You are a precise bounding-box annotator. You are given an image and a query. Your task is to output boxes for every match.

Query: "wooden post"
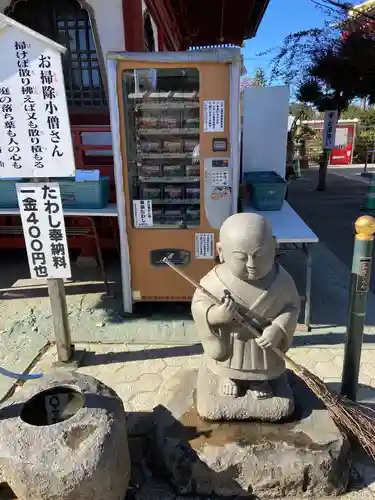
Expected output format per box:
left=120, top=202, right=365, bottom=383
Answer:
left=122, top=0, right=144, bottom=51
left=47, top=278, right=73, bottom=362
left=32, top=178, right=73, bottom=364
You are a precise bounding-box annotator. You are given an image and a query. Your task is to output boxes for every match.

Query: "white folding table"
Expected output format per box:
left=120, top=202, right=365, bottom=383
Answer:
left=243, top=202, right=319, bottom=330
left=1, top=200, right=317, bottom=327
left=0, top=203, right=119, bottom=218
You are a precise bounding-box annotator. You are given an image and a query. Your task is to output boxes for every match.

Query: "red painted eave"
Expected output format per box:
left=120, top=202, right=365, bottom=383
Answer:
left=169, top=0, right=270, bottom=48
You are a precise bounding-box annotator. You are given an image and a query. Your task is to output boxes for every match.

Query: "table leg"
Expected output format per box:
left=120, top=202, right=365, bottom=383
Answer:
left=111, top=217, right=121, bottom=256
left=85, top=216, right=113, bottom=298
left=303, top=243, right=312, bottom=331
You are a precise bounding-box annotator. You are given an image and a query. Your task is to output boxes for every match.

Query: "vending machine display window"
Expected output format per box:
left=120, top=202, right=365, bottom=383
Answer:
left=122, top=68, right=201, bottom=229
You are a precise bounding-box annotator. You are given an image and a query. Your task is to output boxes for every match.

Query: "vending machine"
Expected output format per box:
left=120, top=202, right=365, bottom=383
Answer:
left=107, top=49, right=242, bottom=313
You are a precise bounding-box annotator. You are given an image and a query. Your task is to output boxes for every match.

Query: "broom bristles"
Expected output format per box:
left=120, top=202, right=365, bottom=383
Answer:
left=290, top=361, right=375, bottom=460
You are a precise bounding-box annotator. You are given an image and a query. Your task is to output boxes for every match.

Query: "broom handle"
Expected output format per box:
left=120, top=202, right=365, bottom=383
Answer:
left=163, top=258, right=302, bottom=373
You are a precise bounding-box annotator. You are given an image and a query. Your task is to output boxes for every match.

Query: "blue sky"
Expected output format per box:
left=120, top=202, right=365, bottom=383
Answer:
left=241, top=0, right=345, bottom=80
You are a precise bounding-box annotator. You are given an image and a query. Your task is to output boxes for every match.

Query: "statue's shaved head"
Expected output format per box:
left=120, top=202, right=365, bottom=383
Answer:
left=217, top=213, right=276, bottom=281
left=219, top=213, right=273, bottom=254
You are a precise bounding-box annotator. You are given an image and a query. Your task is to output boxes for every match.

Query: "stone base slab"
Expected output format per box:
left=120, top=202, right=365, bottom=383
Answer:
left=152, top=368, right=351, bottom=498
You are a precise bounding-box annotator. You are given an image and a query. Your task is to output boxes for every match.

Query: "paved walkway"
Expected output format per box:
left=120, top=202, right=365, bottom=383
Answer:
left=288, top=168, right=373, bottom=290
left=1, top=167, right=375, bottom=403
left=16, top=341, right=375, bottom=499
left=327, top=165, right=375, bottom=184
left=1, top=167, right=375, bottom=498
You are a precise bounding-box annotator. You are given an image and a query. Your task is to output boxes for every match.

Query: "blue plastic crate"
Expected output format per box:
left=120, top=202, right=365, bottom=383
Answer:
left=56, top=177, right=110, bottom=209
left=0, top=179, right=22, bottom=208
left=251, top=177, right=287, bottom=211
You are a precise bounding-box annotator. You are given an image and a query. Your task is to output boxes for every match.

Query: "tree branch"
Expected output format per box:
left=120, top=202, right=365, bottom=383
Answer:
left=321, top=0, right=375, bottom=22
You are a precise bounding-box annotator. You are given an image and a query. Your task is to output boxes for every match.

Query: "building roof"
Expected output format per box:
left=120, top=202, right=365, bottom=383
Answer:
left=170, top=0, right=270, bottom=49
left=0, top=12, right=66, bottom=53
left=349, top=0, right=375, bottom=16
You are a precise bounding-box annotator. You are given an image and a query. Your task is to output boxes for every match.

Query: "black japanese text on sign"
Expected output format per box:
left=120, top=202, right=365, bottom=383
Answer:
left=43, top=184, right=68, bottom=271
left=0, top=18, right=76, bottom=178
left=16, top=41, right=45, bottom=170
left=17, top=183, right=71, bottom=279
left=39, top=54, right=63, bottom=159
left=19, top=187, right=48, bottom=278
left=0, top=40, right=29, bottom=171
left=356, top=258, right=372, bottom=293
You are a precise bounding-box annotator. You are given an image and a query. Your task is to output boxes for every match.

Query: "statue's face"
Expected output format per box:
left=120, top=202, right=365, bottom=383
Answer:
left=217, top=213, right=276, bottom=281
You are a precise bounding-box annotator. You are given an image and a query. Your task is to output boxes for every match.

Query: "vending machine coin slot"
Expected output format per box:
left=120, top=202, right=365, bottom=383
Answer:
left=150, top=249, right=191, bottom=267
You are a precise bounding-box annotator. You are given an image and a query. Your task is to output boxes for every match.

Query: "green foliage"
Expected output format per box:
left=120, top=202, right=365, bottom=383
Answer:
left=289, top=102, right=315, bottom=119
left=270, top=1, right=375, bottom=113
left=296, top=80, right=322, bottom=104
left=240, top=68, right=267, bottom=93
left=253, top=68, right=267, bottom=87
left=353, top=128, right=375, bottom=163
left=341, top=105, right=375, bottom=125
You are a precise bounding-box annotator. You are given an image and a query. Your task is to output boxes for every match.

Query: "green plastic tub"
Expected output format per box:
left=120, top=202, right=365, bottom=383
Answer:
left=53, top=177, right=110, bottom=209
left=0, top=179, right=22, bottom=208
left=251, top=177, right=287, bottom=211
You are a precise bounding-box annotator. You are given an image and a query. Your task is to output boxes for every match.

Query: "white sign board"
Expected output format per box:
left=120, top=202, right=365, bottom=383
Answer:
left=335, top=127, right=348, bottom=147
left=17, top=183, right=71, bottom=279
left=204, top=100, right=225, bottom=132
left=195, top=233, right=214, bottom=259
left=0, top=13, right=75, bottom=178
left=133, top=200, right=153, bottom=227
left=323, top=110, right=338, bottom=150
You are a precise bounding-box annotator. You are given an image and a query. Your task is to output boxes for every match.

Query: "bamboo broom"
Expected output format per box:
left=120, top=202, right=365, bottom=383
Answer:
left=163, top=257, right=375, bottom=459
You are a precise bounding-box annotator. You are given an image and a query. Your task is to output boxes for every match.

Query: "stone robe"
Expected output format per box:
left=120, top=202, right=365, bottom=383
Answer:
left=191, top=263, right=300, bottom=382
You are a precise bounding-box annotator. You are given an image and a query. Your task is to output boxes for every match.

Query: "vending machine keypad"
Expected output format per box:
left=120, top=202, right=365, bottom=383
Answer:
left=212, top=170, right=230, bottom=187
left=204, top=157, right=232, bottom=229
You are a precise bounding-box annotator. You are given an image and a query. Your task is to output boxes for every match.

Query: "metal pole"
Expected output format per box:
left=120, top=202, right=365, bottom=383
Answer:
left=341, top=216, right=375, bottom=401
left=317, top=149, right=330, bottom=191
left=303, top=243, right=312, bottom=332
left=364, top=147, right=368, bottom=174
left=47, top=278, right=73, bottom=362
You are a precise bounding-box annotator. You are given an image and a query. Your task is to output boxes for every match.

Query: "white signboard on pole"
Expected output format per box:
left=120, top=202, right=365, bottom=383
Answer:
left=0, top=13, right=75, bottom=179
left=323, top=110, right=338, bottom=150
left=17, top=183, right=71, bottom=279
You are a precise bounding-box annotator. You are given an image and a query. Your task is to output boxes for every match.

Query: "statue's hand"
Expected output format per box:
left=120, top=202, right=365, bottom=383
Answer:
left=256, top=323, right=284, bottom=349
left=207, top=295, right=236, bottom=326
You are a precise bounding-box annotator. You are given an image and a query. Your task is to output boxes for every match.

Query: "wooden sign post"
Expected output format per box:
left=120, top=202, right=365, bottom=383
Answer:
left=0, top=13, right=76, bottom=363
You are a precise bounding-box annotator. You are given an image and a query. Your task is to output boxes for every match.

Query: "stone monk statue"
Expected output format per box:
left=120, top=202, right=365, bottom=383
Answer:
left=191, top=212, right=300, bottom=422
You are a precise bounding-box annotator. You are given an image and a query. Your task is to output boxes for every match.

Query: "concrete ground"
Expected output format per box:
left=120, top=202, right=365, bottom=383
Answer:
left=9, top=341, right=374, bottom=500
left=0, top=166, right=375, bottom=498
left=325, top=164, right=375, bottom=184
left=288, top=167, right=375, bottom=291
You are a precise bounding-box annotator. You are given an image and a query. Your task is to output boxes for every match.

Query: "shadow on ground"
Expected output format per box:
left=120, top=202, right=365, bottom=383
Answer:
left=3, top=169, right=375, bottom=341
left=0, top=249, right=115, bottom=300
left=81, top=344, right=203, bottom=367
